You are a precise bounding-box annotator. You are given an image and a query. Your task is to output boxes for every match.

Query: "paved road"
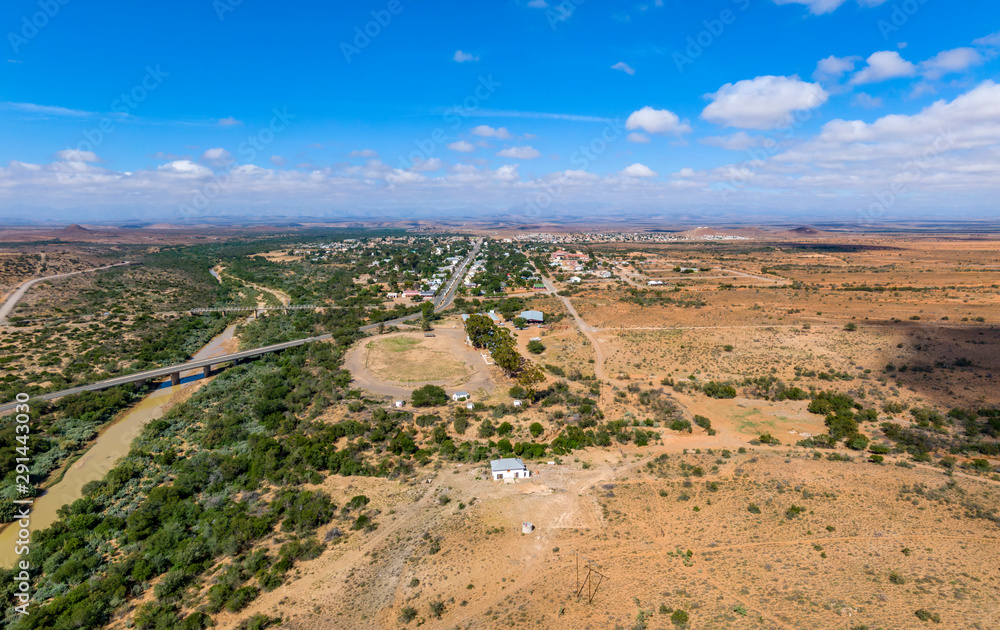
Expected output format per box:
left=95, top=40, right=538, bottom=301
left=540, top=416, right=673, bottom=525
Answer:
left=1, top=239, right=483, bottom=411
left=0, top=334, right=331, bottom=413
left=0, top=262, right=135, bottom=325
left=359, top=237, right=482, bottom=331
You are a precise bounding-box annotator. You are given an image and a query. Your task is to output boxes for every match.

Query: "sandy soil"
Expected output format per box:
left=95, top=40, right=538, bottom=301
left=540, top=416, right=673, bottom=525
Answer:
left=343, top=325, right=499, bottom=400
left=223, top=440, right=1000, bottom=630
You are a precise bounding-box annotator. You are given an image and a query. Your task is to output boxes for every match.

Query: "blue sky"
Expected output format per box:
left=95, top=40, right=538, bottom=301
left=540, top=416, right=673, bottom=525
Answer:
left=1, top=0, right=999, bottom=223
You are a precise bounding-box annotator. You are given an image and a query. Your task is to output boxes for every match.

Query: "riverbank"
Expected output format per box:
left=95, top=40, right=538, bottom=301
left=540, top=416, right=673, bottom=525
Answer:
left=0, top=323, right=240, bottom=567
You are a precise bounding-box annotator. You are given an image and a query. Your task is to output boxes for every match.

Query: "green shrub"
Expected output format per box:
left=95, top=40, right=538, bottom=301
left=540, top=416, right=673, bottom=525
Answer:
left=914, top=608, right=940, bottom=623
left=702, top=381, right=736, bottom=399
left=399, top=606, right=418, bottom=623
left=671, top=609, right=689, bottom=625
left=429, top=600, right=446, bottom=618
left=411, top=384, right=448, bottom=407
left=415, top=414, right=441, bottom=427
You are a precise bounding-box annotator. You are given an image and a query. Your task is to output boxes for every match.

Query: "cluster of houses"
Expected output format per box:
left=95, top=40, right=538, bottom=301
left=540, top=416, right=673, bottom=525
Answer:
left=549, top=250, right=590, bottom=272
left=512, top=231, right=752, bottom=243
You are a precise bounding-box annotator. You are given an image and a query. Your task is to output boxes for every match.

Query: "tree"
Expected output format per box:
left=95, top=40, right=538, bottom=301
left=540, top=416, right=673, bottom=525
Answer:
left=516, top=364, right=546, bottom=400
left=513, top=317, right=527, bottom=329
left=411, top=385, right=448, bottom=407
left=464, top=314, right=494, bottom=348
left=527, top=340, right=545, bottom=354
left=421, top=301, right=435, bottom=320
left=530, top=422, right=544, bottom=438
left=492, top=343, right=521, bottom=375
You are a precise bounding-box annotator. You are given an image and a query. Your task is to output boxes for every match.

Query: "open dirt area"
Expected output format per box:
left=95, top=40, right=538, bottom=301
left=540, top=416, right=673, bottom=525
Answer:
left=224, top=442, right=1000, bottom=630
left=344, top=324, right=499, bottom=399
left=550, top=236, right=999, bottom=412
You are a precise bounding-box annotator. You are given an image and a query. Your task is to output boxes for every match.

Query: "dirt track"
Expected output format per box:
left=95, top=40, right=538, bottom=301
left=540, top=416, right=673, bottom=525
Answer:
left=343, top=325, right=499, bottom=399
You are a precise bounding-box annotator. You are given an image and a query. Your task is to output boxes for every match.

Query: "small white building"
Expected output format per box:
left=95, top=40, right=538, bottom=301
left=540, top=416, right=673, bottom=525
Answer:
left=452, top=391, right=470, bottom=401
left=512, top=400, right=522, bottom=407
left=394, top=400, right=405, bottom=408
left=490, top=458, right=531, bottom=481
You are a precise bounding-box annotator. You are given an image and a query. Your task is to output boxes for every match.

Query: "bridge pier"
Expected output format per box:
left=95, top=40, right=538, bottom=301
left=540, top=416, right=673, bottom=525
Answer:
left=202, top=365, right=211, bottom=378
left=170, top=372, right=180, bottom=386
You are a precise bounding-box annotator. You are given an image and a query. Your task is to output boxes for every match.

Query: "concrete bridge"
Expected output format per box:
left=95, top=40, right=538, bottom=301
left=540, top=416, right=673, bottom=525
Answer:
left=189, top=305, right=319, bottom=316
left=0, top=333, right=332, bottom=413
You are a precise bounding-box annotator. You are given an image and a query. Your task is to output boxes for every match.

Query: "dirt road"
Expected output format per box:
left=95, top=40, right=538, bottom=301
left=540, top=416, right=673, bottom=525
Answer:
left=343, top=326, right=498, bottom=400
left=0, top=261, right=134, bottom=325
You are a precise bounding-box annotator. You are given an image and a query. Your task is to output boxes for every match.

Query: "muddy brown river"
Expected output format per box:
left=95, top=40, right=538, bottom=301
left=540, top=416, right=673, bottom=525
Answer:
left=0, top=323, right=239, bottom=567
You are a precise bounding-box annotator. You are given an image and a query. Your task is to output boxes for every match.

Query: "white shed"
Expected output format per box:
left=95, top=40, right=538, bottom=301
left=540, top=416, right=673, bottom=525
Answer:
left=490, top=458, right=531, bottom=481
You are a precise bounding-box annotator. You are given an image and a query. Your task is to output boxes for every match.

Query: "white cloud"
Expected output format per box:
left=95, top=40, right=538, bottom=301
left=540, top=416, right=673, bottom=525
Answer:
left=702, top=75, right=828, bottom=130
left=611, top=61, right=636, bottom=75
left=471, top=125, right=511, bottom=139
left=386, top=169, right=426, bottom=184
left=557, top=169, right=600, bottom=181
left=55, top=149, right=99, bottom=163
left=0, top=101, right=96, bottom=118
left=620, top=163, right=658, bottom=178
left=157, top=160, right=213, bottom=178
left=447, top=140, right=476, bottom=153
left=270, top=155, right=287, bottom=167
left=151, top=152, right=186, bottom=161
left=849, top=51, right=916, bottom=85
left=625, top=106, right=691, bottom=135
left=771, top=0, right=887, bottom=15
left=453, top=50, right=479, bottom=63
left=7, top=83, right=1000, bottom=222
left=626, top=132, right=650, bottom=144
left=813, top=55, right=860, bottom=82
left=494, top=164, right=519, bottom=181
left=852, top=93, right=884, bottom=108
left=699, top=132, right=767, bottom=151
left=217, top=116, right=242, bottom=127
left=497, top=146, right=541, bottom=159
left=349, top=149, right=378, bottom=158
left=920, top=47, right=983, bottom=80
left=410, top=157, right=443, bottom=172
left=973, top=31, right=1000, bottom=53
left=200, top=148, right=233, bottom=168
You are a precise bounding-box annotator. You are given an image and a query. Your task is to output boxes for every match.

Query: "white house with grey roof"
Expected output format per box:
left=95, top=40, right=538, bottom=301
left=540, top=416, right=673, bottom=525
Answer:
left=490, top=458, right=531, bottom=481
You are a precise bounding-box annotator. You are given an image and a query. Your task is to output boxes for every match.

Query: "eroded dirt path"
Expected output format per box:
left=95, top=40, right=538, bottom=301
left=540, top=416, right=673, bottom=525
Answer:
left=0, top=261, right=133, bottom=324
